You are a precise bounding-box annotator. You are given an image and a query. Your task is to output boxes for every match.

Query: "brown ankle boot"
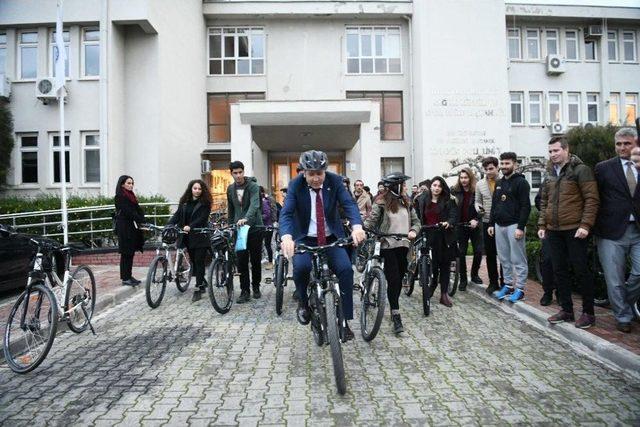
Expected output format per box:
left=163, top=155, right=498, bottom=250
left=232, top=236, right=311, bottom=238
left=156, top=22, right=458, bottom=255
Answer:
left=440, top=292, right=453, bottom=307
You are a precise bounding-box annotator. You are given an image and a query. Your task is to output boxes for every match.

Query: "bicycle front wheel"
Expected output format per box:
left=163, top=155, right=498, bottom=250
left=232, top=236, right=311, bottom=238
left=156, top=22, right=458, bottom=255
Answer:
left=175, top=252, right=192, bottom=292
left=403, top=261, right=416, bottom=297
left=274, top=255, right=286, bottom=316
left=4, top=282, right=59, bottom=374
left=325, top=290, right=346, bottom=395
left=447, top=260, right=459, bottom=297
left=360, top=267, right=387, bottom=342
left=65, top=265, right=96, bottom=333
left=419, top=256, right=431, bottom=317
left=355, top=240, right=372, bottom=273
left=146, top=256, right=167, bottom=309
left=208, top=258, right=234, bottom=314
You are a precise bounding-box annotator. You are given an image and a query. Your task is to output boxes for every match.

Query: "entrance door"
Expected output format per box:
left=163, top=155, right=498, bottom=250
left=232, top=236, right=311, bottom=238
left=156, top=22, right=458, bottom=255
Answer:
left=269, top=152, right=344, bottom=204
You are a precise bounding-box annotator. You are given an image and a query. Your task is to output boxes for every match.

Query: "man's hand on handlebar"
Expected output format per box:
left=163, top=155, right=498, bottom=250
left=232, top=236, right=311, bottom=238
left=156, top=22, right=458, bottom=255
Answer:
left=351, top=225, right=366, bottom=246
left=281, top=234, right=295, bottom=259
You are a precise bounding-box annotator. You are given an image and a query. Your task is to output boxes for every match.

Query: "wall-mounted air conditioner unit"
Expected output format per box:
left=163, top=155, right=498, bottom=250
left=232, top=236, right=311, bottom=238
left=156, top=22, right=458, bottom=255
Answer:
left=584, top=25, right=603, bottom=39
left=546, top=55, right=566, bottom=75
left=201, top=160, right=211, bottom=174
left=550, top=122, right=565, bottom=135
left=0, top=75, right=11, bottom=100
left=36, top=77, right=67, bottom=103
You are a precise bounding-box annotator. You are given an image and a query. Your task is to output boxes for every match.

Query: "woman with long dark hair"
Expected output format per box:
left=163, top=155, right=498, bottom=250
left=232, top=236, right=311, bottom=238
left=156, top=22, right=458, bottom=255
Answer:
left=365, top=173, right=421, bottom=334
left=114, top=175, right=146, bottom=286
left=168, top=179, right=213, bottom=302
left=418, top=176, right=458, bottom=308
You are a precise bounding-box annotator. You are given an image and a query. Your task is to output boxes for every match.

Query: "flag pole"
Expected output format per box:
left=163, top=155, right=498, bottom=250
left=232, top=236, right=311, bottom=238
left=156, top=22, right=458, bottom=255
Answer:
left=56, top=0, right=68, bottom=245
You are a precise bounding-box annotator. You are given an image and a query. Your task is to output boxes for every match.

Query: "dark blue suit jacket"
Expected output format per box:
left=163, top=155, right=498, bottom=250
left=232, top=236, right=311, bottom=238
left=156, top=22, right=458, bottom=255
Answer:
left=279, top=172, right=362, bottom=242
left=594, top=156, right=640, bottom=240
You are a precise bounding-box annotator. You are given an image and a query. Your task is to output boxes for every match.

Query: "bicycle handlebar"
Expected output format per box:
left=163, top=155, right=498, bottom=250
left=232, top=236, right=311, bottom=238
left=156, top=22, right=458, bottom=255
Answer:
left=294, top=237, right=354, bottom=254
left=363, top=227, right=409, bottom=240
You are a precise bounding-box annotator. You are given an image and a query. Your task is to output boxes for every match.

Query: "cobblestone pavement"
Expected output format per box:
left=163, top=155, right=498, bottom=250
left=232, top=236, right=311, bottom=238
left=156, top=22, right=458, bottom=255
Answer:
left=1, top=272, right=639, bottom=426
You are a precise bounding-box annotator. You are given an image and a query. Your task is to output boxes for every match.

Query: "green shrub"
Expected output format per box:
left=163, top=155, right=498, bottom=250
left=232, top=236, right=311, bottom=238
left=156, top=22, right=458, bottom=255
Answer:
left=0, top=100, right=15, bottom=187
left=565, top=124, right=617, bottom=169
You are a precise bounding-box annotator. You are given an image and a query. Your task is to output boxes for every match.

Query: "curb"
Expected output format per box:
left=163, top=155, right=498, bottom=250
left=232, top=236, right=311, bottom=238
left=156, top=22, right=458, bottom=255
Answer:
left=466, top=282, right=640, bottom=379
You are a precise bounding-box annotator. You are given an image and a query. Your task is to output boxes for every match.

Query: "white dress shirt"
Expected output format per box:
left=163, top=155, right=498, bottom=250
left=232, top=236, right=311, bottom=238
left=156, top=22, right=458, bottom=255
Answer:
left=621, top=157, right=638, bottom=221
left=307, top=187, right=332, bottom=238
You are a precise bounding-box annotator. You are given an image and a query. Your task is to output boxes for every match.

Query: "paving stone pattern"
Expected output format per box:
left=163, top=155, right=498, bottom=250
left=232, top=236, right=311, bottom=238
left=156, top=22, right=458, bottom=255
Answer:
left=1, top=274, right=639, bottom=426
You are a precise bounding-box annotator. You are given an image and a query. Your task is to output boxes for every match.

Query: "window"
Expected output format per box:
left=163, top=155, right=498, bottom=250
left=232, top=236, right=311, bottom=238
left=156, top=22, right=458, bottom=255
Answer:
left=526, top=29, right=540, bottom=60
left=626, top=94, right=638, bottom=126
left=82, top=133, right=100, bottom=184
left=587, top=93, right=599, bottom=123
left=608, top=31, right=618, bottom=62
left=546, top=29, right=558, bottom=55
left=528, top=92, right=542, bottom=125
left=531, top=171, right=542, bottom=189
left=81, top=27, right=100, bottom=77
left=548, top=92, right=562, bottom=123
left=623, top=31, right=637, bottom=62
left=207, top=92, right=265, bottom=143
left=346, top=27, right=401, bottom=74
left=380, top=157, right=404, bottom=176
left=50, top=134, right=70, bottom=184
left=0, top=33, right=6, bottom=75
left=19, top=31, right=38, bottom=79
left=584, top=39, right=598, bottom=61
left=509, top=92, right=523, bottom=125
left=346, top=91, right=403, bottom=140
left=507, top=28, right=521, bottom=59
left=565, top=30, right=579, bottom=60
left=19, top=134, right=38, bottom=184
left=609, top=93, right=620, bottom=124
left=49, top=29, right=70, bottom=78
left=208, top=27, right=265, bottom=75
left=567, top=93, right=581, bottom=125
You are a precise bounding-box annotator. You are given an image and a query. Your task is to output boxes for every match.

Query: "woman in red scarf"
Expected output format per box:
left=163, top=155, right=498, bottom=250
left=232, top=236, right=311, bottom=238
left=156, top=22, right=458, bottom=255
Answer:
left=115, top=175, right=146, bottom=286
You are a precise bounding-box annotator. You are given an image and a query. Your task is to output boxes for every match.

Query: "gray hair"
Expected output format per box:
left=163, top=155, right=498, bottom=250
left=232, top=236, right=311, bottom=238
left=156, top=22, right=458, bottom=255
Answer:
left=615, top=127, right=638, bottom=140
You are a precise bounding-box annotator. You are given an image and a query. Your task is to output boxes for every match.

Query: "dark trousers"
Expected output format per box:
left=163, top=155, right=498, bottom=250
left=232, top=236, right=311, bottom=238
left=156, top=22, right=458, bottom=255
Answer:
left=457, top=224, right=484, bottom=280
left=431, top=259, right=451, bottom=294
left=547, top=229, right=595, bottom=315
left=119, top=252, right=134, bottom=280
left=292, top=236, right=354, bottom=320
left=188, top=247, right=208, bottom=289
left=381, top=247, right=409, bottom=311
left=482, top=224, right=502, bottom=285
left=237, top=231, right=263, bottom=293
left=263, top=230, right=274, bottom=262
left=540, top=237, right=556, bottom=295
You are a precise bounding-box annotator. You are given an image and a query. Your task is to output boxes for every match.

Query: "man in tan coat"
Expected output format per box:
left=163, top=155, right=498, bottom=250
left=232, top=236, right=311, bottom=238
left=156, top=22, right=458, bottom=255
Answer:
left=354, top=179, right=372, bottom=220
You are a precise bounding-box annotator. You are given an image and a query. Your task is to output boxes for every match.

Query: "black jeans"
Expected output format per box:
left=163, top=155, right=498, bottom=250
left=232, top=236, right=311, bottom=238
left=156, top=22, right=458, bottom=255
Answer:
left=482, top=224, right=502, bottom=286
left=547, top=229, right=595, bottom=315
left=263, top=230, right=274, bottom=262
left=431, top=259, right=451, bottom=294
left=119, top=252, right=134, bottom=280
left=188, top=247, right=208, bottom=289
left=237, top=231, right=263, bottom=293
left=540, top=237, right=556, bottom=295
left=457, top=224, right=484, bottom=280
left=381, top=247, right=409, bottom=311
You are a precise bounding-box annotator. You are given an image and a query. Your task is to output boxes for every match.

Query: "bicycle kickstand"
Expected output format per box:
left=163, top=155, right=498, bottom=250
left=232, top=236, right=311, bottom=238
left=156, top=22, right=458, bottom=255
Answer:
left=81, top=303, right=97, bottom=335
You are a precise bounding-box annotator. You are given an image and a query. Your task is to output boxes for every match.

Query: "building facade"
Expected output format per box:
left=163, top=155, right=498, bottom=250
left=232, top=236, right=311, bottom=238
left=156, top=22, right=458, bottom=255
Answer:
left=0, top=0, right=638, bottom=202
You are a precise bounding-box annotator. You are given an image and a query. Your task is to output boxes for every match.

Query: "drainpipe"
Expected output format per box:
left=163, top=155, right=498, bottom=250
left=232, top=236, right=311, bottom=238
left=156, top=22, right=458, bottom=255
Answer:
left=600, top=18, right=608, bottom=125
left=99, top=0, right=109, bottom=196
left=403, top=14, right=415, bottom=183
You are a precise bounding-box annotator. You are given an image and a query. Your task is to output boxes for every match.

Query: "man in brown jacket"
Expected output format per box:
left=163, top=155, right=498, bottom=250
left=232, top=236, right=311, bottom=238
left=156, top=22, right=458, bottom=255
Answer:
left=537, top=136, right=600, bottom=329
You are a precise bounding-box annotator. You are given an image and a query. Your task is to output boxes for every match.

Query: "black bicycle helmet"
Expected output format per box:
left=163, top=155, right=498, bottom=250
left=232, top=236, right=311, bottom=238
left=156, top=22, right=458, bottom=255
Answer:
left=162, top=226, right=178, bottom=244
left=382, top=172, right=411, bottom=197
left=299, top=150, right=328, bottom=171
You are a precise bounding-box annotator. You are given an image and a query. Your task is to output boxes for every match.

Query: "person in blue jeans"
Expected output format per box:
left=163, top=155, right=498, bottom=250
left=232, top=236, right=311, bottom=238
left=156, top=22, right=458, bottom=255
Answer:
left=279, top=150, right=366, bottom=341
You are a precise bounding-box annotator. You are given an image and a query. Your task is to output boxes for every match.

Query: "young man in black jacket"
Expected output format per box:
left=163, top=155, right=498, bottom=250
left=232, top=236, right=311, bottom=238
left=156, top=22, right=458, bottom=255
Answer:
left=488, top=152, right=531, bottom=303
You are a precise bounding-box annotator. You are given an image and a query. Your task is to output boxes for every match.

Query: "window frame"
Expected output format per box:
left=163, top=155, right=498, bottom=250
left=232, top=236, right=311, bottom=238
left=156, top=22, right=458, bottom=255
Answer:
left=509, top=92, right=524, bottom=126
left=0, top=32, right=6, bottom=76
left=565, top=29, right=579, bottom=61
left=622, top=30, right=638, bottom=63
left=207, top=27, right=266, bottom=76
left=49, top=133, right=71, bottom=185
left=81, top=27, right=100, bottom=79
left=49, top=28, right=70, bottom=79
left=18, top=29, right=38, bottom=81
left=608, top=30, right=619, bottom=62
left=345, top=26, right=402, bottom=75
left=567, top=92, right=581, bottom=126
left=525, top=28, right=541, bottom=60
left=584, top=37, right=598, bottom=62
left=586, top=93, right=599, bottom=124
left=528, top=92, right=543, bottom=126
left=207, top=92, right=266, bottom=143
left=625, top=93, right=638, bottom=126
left=380, top=157, right=405, bottom=176
left=81, top=132, right=101, bottom=186
left=545, top=28, right=559, bottom=56
left=548, top=92, right=563, bottom=124
left=609, top=92, right=620, bottom=125
left=507, top=27, right=521, bottom=60
left=18, top=133, right=39, bottom=185
left=346, top=91, right=404, bottom=140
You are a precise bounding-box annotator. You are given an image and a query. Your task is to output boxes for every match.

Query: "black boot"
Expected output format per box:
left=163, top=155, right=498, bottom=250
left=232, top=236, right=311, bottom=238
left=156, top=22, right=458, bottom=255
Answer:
left=392, top=314, right=404, bottom=334
left=539, top=291, right=553, bottom=306
left=192, top=288, right=202, bottom=302
left=237, top=291, right=251, bottom=304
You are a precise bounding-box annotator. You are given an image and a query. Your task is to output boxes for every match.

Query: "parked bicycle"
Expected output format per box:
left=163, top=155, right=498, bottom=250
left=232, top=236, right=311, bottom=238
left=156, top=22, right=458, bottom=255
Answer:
left=202, top=224, right=237, bottom=314
left=359, top=228, right=409, bottom=341
left=0, top=225, right=96, bottom=374
left=141, top=224, right=192, bottom=309
left=295, top=237, right=353, bottom=395
left=262, top=226, right=289, bottom=315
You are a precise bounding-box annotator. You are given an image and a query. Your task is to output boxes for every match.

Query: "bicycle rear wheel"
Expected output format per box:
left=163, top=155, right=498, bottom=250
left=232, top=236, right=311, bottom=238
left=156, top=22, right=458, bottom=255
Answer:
left=4, top=282, right=59, bottom=374
left=65, top=265, right=96, bottom=333
left=419, top=256, right=431, bottom=317
left=447, top=260, right=459, bottom=297
left=403, top=261, right=416, bottom=296
left=360, top=267, right=387, bottom=342
left=325, top=290, right=346, bottom=395
left=274, top=255, right=286, bottom=316
left=208, top=258, right=234, bottom=314
left=175, top=252, right=192, bottom=292
left=146, top=256, right=167, bottom=309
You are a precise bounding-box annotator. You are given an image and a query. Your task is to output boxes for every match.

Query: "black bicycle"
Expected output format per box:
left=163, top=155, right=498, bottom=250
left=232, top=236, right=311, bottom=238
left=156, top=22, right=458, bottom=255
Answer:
left=262, top=226, right=289, bottom=315
left=202, top=224, right=237, bottom=314
left=1, top=225, right=96, bottom=373
left=359, top=228, right=409, bottom=341
left=295, top=237, right=353, bottom=395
